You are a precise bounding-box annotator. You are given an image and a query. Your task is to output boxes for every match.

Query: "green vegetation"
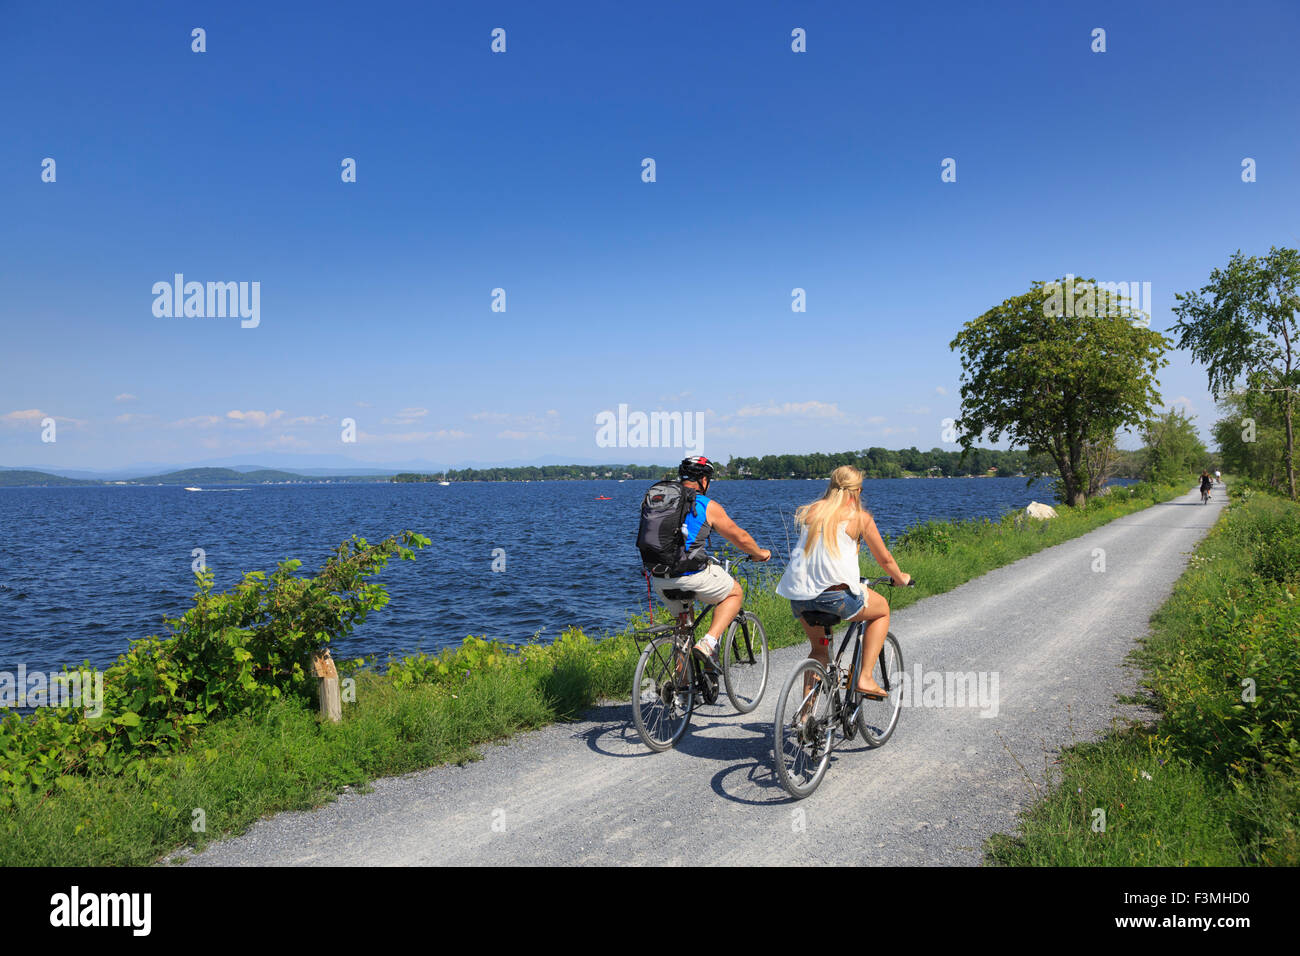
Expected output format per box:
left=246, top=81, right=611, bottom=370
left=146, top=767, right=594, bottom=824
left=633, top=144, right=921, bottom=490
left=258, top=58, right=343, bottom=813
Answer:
left=0, top=481, right=1180, bottom=865
left=1214, top=391, right=1289, bottom=490
left=1140, top=407, right=1210, bottom=485
left=1173, top=246, right=1300, bottom=499
left=395, top=464, right=669, bottom=482
left=0, top=470, right=100, bottom=487
left=723, top=447, right=1050, bottom=480
left=949, top=276, right=1170, bottom=507
left=130, top=467, right=385, bottom=485
left=987, top=484, right=1300, bottom=865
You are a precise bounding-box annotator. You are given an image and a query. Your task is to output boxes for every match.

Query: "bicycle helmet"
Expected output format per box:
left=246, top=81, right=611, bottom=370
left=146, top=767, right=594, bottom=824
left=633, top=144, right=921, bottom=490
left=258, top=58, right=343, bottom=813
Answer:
left=679, top=456, right=715, bottom=481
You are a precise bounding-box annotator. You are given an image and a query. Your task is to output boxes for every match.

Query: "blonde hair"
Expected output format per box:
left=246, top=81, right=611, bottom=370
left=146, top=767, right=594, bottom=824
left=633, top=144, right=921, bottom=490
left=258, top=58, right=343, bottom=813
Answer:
left=795, top=465, right=865, bottom=559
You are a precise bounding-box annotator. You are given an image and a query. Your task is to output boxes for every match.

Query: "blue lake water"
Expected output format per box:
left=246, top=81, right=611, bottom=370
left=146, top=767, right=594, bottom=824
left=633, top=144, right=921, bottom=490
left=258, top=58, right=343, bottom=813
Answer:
left=0, top=477, right=1082, bottom=674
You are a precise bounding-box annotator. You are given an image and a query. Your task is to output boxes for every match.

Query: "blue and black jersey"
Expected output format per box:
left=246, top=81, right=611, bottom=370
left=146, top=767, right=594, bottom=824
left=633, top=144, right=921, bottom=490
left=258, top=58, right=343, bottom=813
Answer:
left=678, top=493, right=712, bottom=575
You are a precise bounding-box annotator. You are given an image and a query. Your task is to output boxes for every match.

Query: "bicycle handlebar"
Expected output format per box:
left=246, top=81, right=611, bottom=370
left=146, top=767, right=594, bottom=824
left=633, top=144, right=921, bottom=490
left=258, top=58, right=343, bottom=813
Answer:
left=862, top=575, right=916, bottom=589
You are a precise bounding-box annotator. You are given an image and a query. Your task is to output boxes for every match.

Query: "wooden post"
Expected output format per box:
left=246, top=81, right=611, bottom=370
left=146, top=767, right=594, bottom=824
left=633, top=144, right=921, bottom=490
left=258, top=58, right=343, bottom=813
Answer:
left=312, top=649, right=341, bottom=723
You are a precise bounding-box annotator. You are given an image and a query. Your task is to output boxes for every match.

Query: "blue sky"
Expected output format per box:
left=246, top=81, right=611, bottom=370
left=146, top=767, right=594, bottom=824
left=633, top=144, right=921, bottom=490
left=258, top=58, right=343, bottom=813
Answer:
left=3, top=0, right=1298, bottom=471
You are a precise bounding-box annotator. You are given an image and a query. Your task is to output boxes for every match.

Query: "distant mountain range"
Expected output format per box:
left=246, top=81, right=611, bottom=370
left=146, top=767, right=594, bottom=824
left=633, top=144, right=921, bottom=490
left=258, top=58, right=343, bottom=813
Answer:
left=0, top=467, right=389, bottom=487
left=0, top=452, right=674, bottom=482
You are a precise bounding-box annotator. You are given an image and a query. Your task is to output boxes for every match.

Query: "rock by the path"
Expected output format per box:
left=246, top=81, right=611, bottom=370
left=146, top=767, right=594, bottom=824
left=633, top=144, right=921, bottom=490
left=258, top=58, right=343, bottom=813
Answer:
left=1026, top=501, right=1059, bottom=519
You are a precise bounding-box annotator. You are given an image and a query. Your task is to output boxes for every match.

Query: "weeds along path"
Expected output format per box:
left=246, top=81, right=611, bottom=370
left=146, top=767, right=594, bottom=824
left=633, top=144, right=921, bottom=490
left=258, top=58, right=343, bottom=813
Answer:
left=182, top=488, right=1224, bottom=866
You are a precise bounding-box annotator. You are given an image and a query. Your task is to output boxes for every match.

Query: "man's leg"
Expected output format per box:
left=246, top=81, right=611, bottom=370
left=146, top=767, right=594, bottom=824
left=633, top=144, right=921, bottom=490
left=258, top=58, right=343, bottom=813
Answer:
left=695, top=578, right=743, bottom=663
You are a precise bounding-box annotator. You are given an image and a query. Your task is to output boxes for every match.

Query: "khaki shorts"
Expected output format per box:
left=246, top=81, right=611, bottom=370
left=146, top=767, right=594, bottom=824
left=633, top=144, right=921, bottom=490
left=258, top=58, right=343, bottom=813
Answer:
left=651, top=564, right=738, bottom=615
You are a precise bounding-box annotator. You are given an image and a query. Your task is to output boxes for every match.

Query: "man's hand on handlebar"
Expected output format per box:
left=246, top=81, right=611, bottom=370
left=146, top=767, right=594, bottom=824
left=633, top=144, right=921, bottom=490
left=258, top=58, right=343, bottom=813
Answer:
left=891, top=572, right=913, bottom=587
left=754, top=548, right=772, bottom=562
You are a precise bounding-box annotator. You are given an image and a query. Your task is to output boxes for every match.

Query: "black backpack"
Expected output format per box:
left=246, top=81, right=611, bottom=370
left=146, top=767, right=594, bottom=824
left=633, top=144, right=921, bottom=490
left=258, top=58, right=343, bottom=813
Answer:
left=636, top=480, right=709, bottom=576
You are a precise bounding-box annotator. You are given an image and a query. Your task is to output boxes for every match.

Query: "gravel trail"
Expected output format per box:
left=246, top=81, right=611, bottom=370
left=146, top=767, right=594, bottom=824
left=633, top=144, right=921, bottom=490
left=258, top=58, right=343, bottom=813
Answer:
left=182, top=488, right=1222, bottom=866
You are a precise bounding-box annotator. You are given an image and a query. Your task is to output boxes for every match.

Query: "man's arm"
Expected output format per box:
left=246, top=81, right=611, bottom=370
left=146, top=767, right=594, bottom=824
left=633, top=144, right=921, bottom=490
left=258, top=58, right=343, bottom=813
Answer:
left=705, top=501, right=771, bottom=561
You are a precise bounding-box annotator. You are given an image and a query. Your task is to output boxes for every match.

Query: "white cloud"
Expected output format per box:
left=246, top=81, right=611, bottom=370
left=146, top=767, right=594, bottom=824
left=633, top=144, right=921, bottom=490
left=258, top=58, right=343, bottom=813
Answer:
left=935, top=386, right=947, bottom=396
left=381, top=407, right=429, bottom=425
left=866, top=415, right=886, bottom=424
left=901, top=405, right=931, bottom=416
left=735, top=401, right=846, bottom=420
left=1, top=408, right=47, bottom=425
left=1, top=409, right=84, bottom=427
left=226, top=409, right=286, bottom=428
left=498, top=429, right=574, bottom=441
left=173, top=415, right=221, bottom=428
left=114, top=393, right=137, bottom=403
left=284, top=414, right=331, bottom=426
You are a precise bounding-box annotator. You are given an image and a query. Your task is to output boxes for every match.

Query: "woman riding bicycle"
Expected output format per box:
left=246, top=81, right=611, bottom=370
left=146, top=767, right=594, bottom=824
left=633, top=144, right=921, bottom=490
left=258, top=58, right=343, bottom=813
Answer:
left=776, top=465, right=909, bottom=699
left=1200, top=470, right=1213, bottom=503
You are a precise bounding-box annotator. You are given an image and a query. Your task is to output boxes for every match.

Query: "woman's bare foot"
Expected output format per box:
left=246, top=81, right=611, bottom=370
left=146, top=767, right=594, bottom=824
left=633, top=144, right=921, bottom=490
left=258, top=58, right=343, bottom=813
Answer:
left=855, top=677, right=888, bottom=699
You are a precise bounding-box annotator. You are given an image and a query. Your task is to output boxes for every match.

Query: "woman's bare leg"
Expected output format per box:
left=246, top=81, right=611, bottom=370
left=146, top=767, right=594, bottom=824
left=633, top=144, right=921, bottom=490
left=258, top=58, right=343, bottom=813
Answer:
left=848, top=588, right=890, bottom=696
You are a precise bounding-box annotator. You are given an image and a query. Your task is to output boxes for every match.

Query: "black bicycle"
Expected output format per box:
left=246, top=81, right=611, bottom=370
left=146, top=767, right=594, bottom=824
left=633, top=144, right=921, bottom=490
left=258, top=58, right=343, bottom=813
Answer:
left=631, top=559, right=768, bottom=751
left=772, top=576, right=911, bottom=798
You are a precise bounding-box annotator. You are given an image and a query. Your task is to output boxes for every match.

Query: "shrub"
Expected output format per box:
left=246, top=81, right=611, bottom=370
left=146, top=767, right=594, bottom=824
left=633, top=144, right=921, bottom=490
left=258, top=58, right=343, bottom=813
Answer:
left=0, top=531, right=428, bottom=808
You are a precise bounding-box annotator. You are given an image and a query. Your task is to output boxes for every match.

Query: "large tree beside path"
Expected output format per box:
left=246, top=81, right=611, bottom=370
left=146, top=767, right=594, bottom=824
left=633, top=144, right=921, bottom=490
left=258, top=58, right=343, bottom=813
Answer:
left=949, top=277, right=1170, bottom=507
left=1172, top=246, right=1300, bottom=500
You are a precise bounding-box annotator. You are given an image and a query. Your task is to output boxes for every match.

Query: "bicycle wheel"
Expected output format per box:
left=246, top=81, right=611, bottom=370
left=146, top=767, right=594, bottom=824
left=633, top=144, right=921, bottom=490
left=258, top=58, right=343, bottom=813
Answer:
left=858, top=633, right=903, bottom=748
left=773, top=658, right=836, bottom=799
left=632, top=635, right=694, bottom=751
left=722, top=611, right=768, bottom=713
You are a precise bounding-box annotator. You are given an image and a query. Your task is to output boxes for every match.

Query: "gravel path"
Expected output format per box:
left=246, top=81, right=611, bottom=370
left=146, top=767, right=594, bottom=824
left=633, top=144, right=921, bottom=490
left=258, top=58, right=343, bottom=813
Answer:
left=181, top=487, right=1222, bottom=866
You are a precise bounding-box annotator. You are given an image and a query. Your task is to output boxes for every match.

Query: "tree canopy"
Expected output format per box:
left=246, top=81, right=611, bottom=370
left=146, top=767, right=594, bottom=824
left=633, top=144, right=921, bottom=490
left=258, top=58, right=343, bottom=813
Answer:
left=949, top=277, right=1170, bottom=506
left=1172, top=246, right=1300, bottom=499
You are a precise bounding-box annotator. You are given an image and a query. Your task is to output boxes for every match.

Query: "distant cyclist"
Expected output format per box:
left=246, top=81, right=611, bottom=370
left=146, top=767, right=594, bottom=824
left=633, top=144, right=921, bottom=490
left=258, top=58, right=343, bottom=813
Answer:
left=646, top=457, right=771, bottom=669
left=776, top=466, right=909, bottom=699
left=1200, top=470, right=1213, bottom=503
left=1215, top=469, right=1221, bottom=484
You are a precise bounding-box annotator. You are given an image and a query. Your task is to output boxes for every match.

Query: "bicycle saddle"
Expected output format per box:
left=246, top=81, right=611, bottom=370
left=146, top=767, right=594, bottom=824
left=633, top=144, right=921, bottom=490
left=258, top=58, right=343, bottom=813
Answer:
left=662, top=588, right=696, bottom=600
left=800, top=611, right=841, bottom=629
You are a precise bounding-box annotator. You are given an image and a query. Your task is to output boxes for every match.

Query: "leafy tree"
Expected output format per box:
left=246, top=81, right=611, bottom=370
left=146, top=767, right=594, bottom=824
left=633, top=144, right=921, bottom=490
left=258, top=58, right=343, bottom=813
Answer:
left=1082, top=433, right=1121, bottom=499
left=1172, top=246, right=1300, bottom=499
left=1213, top=391, right=1289, bottom=488
left=949, top=277, right=1170, bottom=506
left=1140, top=408, right=1208, bottom=485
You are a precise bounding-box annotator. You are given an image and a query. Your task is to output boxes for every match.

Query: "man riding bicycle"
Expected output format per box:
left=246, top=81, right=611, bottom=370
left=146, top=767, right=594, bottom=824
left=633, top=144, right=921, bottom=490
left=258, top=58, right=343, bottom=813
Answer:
left=647, top=456, right=771, bottom=670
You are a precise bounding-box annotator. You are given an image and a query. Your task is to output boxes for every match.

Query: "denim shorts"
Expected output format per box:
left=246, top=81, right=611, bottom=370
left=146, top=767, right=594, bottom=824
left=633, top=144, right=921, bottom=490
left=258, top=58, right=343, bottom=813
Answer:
left=789, top=586, right=864, bottom=623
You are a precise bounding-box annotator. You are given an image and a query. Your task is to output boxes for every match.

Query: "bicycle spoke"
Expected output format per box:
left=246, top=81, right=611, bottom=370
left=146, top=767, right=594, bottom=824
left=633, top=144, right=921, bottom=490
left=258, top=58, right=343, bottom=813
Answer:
left=774, top=660, right=834, bottom=798
left=859, top=635, right=904, bottom=748
left=633, top=636, right=693, bottom=751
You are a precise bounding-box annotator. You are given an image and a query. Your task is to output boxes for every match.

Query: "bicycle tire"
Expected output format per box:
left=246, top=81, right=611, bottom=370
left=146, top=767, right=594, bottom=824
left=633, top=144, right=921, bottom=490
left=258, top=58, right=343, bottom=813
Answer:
left=859, top=633, right=903, bottom=748
left=722, top=611, right=768, bottom=713
left=632, top=635, right=693, bottom=751
left=773, top=658, right=836, bottom=799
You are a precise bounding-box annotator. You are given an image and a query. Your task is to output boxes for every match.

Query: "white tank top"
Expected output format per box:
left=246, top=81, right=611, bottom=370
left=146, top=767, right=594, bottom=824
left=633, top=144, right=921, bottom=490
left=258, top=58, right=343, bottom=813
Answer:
left=776, top=520, right=863, bottom=600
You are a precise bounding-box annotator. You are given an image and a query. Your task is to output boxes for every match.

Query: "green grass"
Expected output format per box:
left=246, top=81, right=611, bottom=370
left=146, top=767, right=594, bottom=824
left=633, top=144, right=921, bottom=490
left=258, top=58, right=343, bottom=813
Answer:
left=0, top=481, right=1184, bottom=866
left=987, top=482, right=1300, bottom=866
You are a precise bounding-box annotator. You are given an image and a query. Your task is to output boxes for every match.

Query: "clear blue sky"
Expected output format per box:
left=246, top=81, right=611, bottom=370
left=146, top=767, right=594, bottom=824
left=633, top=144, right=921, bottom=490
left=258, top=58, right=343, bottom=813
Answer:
left=3, top=0, right=1298, bottom=471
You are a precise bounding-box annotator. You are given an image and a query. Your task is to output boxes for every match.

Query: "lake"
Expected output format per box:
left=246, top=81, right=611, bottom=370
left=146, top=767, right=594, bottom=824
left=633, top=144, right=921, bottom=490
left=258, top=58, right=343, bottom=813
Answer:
left=0, top=476, right=1081, bottom=673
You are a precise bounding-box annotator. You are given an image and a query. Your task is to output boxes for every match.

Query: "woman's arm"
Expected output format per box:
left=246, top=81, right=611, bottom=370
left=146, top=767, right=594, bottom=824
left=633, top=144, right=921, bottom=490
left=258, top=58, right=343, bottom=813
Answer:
left=855, top=511, right=910, bottom=586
